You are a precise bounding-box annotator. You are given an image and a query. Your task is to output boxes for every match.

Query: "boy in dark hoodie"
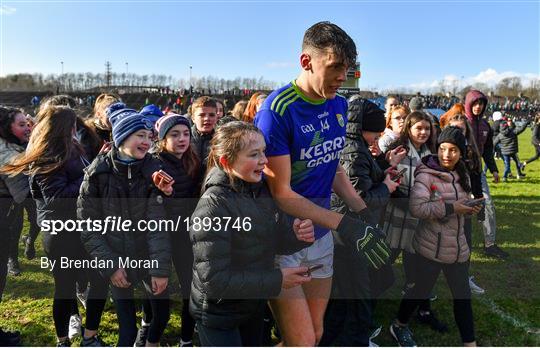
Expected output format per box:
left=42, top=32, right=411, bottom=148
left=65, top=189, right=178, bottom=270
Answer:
left=464, top=90, right=508, bottom=259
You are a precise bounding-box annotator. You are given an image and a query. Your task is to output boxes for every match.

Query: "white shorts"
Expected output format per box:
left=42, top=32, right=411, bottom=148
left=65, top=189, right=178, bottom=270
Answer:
left=275, top=231, right=334, bottom=278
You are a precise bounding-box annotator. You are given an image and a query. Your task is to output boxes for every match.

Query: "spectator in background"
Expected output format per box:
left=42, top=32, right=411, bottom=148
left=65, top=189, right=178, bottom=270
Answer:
left=242, top=92, right=265, bottom=123
left=464, top=89, right=508, bottom=259
left=190, top=96, right=218, bottom=171
left=440, top=103, right=466, bottom=129
left=140, top=104, right=164, bottom=125
left=410, top=96, right=441, bottom=138
left=31, top=95, right=40, bottom=108
left=384, top=96, right=399, bottom=119
left=491, top=111, right=504, bottom=160
left=379, top=105, right=410, bottom=153
left=214, top=98, right=225, bottom=120
left=218, top=100, right=247, bottom=127
left=85, top=93, right=120, bottom=144
left=497, top=117, right=529, bottom=181
left=521, top=111, right=540, bottom=169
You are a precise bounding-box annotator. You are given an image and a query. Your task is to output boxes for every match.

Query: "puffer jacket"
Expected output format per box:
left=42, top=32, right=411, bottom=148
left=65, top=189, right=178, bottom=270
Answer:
left=332, top=102, right=390, bottom=226
left=383, top=140, right=431, bottom=252
left=409, top=155, right=470, bottom=264
left=497, top=121, right=529, bottom=155
left=190, top=125, right=214, bottom=170
left=190, top=166, right=307, bottom=329
left=156, top=151, right=201, bottom=218
left=531, top=122, right=540, bottom=147
left=464, top=90, right=498, bottom=174
left=30, top=149, right=88, bottom=226
left=30, top=149, right=89, bottom=254
left=77, top=147, right=170, bottom=281
left=0, top=138, right=29, bottom=203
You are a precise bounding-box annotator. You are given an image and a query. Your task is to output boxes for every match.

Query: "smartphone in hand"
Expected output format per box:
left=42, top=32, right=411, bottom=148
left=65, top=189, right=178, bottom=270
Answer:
left=157, top=170, right=173, bottom=184
left=463, top=198, right=485, bottom=207
left=391, top=168, right=407, bottom=182
left=304, top=264, right=323, bottom=277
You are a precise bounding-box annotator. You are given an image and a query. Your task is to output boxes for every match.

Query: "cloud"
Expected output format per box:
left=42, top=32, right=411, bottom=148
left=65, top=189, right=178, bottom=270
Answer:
left=0, top=5, right=16, bottom=15
left=265, top=61, right=295, bottom=69
left=401, top=68, right=540, bottom=93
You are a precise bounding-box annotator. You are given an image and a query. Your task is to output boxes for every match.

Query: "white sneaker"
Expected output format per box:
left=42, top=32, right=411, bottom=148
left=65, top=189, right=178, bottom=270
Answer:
left=369, top=339, right=379, bottom=347
left=370, top=325, right=382, bottom=339
left=469, top=276, right=485, bottom=295
left=68, top=314, right=82, bottom=339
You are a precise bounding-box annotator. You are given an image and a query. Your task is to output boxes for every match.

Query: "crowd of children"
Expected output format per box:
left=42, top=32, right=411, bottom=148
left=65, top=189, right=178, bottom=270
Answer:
left=0, top=21, right=534, bottom=347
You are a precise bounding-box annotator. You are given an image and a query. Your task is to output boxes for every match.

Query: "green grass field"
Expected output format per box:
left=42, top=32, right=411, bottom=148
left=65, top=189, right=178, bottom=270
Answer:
left=1, top=130, right=539, bottom=346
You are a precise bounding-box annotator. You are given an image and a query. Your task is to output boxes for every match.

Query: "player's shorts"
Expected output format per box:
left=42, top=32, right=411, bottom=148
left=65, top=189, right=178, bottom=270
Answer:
left=275, top=231, right=334, bottom=278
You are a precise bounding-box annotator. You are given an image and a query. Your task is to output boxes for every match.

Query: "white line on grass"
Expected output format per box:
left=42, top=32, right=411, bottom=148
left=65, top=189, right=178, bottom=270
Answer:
left=477, top=295, right=540, bottom=336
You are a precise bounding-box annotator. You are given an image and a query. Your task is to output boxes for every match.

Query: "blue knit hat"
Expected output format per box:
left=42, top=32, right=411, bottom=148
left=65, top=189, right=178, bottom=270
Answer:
left=109, top=107, right=154, bottom=147
left=140, top=104, right=164, bottom=124
left=106, top=102, right=126, bottom=119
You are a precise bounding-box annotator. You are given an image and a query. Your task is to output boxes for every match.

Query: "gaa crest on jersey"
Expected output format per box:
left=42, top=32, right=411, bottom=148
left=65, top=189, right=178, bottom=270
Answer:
left=336, top=113, right=345, bottom=127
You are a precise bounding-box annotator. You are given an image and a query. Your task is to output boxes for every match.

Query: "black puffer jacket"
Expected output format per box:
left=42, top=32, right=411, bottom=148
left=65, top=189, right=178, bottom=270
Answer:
left=190, top=125, right=214, bottom=170
left=331, top=100, right=390, bottom=225
left=77, top=147, right=170, bottom=281
left=30, top=149, right=88, bottom=226
left=531, top=123, right=540, bottom=147
left=190, top=167, right=306, bottom=329
left=30, top=149, right=89, bottom=254
left=497, top=121, right=529, bottom=155
left=157, top=151, right=201, bottom=218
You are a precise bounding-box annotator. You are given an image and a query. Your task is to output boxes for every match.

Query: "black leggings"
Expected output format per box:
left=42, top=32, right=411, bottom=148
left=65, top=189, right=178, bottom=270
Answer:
left=390, top=249, right=431, bottom=312
left=397, top=253, right=475, bottom=343
left=111, top=278, right=170, bottom=346
left=526, top=145, right=540, bottom=164
left=139, top=230, right=195, bottom=343
left=46, top=232, right=108, bottom=338
left=171, top=230, right=196, bottom=341
left=22, top=198, right=40, bottom=244
left=196, top=314, right=264, bottom=347
left=7, top=202, right=23, bottom=262
left=0, top=198, right=18, bottom=300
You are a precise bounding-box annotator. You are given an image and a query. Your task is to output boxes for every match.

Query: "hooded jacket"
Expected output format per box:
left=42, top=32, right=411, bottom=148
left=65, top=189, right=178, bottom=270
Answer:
left=409, top=155, right=470, bottom=264
left=332, top=99, right=390, bottom=226
left=464, top=90, right=498, bottom=173
left=77, top=148, right=170, bottom=281
left=190, top=166, right=307, bottom=329
left=0, top=138, right=29, bottom=203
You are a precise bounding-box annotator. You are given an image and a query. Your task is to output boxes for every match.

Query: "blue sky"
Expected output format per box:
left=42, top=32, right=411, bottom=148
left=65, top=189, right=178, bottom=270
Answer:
left=1, top=0, right=539, bottom=92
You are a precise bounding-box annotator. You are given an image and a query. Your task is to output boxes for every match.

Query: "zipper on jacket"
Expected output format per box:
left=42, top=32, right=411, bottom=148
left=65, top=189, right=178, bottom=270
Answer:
left=128, top=164, right=132, bottom=180
left=397, top=156, right=414, bottom=249
left=450, top=172, right=461, bottom=263
left=435, top=232, right=441, bottom=259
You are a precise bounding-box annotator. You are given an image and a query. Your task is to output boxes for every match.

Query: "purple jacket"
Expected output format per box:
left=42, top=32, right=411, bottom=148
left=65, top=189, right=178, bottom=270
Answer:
left=464, top=90, right=498, bottom=174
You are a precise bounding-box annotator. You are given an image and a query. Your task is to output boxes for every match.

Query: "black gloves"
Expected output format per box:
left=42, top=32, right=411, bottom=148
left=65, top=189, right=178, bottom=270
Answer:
left=336, top=214, right=390, bottom=269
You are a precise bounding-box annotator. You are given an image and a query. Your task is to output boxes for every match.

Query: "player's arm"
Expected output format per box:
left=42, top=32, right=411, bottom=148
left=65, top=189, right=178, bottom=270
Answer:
left=332, top=164, right=367, bottom=213
left=264, top=155, right=344, bottom=230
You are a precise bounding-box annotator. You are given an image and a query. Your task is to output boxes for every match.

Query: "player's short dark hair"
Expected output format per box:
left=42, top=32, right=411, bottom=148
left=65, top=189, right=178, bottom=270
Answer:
left=302, top=21, right=357, bottom=68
